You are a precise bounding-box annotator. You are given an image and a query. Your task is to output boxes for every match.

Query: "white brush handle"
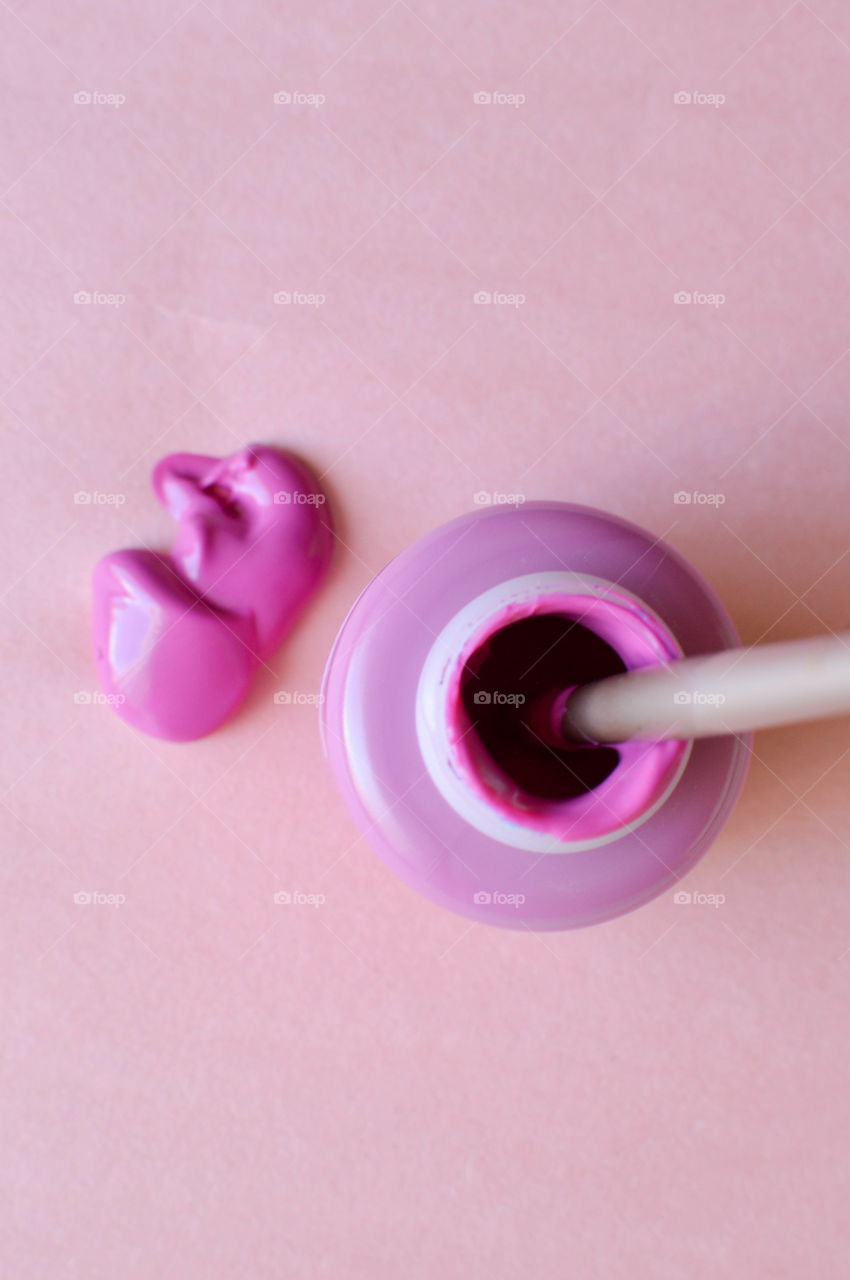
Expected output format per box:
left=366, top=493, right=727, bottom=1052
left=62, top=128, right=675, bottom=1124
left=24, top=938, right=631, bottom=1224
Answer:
left=562, top=631, right=850, bottom=743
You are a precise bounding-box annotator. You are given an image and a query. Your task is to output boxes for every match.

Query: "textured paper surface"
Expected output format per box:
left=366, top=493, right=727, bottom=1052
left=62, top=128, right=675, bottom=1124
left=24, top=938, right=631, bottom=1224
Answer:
left=2, top=2, right=850, bottom=1276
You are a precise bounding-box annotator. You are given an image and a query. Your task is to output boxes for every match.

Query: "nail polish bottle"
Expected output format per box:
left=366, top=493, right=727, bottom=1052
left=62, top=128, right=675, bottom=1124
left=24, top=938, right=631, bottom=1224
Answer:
left=320, top=503, right=750, bottom=930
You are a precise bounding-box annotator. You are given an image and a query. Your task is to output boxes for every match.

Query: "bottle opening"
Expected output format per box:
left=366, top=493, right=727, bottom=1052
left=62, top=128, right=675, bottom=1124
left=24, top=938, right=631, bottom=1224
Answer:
left=415, top=574, right=691, bottom=851
left=459, top=615, right=624, bottom=800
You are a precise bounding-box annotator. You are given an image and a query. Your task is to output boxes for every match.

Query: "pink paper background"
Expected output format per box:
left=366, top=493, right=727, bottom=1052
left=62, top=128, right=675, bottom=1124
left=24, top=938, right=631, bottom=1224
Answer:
left=3, top=2, right=850, bottom=1275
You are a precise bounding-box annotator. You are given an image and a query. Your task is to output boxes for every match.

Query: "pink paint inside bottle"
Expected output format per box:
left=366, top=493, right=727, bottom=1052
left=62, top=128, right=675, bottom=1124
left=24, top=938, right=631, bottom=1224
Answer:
left=427, top=585, right=690, bottom=847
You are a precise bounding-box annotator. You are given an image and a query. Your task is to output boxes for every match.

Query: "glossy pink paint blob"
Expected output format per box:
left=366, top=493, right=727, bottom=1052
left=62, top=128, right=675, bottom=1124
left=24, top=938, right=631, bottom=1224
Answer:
left=92, top=445, right=333, bottom=741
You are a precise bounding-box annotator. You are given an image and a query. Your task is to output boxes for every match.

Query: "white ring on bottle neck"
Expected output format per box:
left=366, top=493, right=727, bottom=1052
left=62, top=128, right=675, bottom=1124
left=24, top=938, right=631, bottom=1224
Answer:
left=415, top=571, right=692, bottom=854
